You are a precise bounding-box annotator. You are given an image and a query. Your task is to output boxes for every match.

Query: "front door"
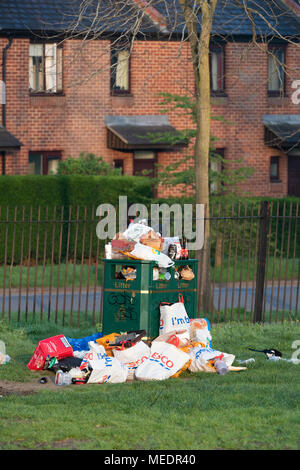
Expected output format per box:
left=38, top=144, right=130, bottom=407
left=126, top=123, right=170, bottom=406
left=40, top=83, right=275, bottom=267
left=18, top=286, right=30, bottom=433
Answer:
left=288, top=155, right=300, bottom=197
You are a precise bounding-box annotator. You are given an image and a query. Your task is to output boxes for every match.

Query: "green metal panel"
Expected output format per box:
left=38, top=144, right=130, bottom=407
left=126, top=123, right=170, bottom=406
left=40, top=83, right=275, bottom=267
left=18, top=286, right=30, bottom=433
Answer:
left=102, top=259, right=198, bottom=339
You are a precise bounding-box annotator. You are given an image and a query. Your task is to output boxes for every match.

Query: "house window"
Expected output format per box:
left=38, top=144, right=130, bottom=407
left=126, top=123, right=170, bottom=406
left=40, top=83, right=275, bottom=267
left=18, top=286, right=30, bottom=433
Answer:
left=113, top=159, right=124, bottom=174
left=29, top=43, right=63, bottom=93
left=110, top=46, right=130, bottom=94
left=210, top=45, right=225, bottom=94
left=28, top=151, right=61, bottom=175
left=270, top=156, right=280, bottom=181
left=133, top=150, right=156, bottom=177
left=268, top=45, right=285, bottom=96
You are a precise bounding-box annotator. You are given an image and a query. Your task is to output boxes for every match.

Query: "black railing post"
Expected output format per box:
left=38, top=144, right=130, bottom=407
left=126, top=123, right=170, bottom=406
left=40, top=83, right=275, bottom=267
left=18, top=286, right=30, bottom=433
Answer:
left=254, top=201, right=269, bottom=322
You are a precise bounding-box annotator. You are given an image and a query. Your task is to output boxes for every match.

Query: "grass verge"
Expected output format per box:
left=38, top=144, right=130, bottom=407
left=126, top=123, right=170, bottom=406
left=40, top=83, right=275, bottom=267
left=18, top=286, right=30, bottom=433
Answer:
left=0, top=320, right=300, bottom=450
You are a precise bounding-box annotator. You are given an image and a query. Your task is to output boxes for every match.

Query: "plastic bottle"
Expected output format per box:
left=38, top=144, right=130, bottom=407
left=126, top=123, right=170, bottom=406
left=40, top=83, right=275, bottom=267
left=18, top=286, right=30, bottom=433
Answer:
left=214, top=359, right=229, bottom=375
left=237, top=358, right=255, bottom=365
left=55, top=370, right=72, bottom=386
left=105, top=242, right=112, bottom=259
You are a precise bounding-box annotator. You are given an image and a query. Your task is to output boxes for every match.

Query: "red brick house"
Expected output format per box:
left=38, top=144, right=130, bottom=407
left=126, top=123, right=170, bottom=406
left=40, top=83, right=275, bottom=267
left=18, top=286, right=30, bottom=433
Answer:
left=1, top=0, right=300, bottom=197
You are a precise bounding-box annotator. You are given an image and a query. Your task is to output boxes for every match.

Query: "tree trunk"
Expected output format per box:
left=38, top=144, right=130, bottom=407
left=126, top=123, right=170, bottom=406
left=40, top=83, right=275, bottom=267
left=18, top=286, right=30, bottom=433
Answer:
left=179, top=0, right=218, bottom=313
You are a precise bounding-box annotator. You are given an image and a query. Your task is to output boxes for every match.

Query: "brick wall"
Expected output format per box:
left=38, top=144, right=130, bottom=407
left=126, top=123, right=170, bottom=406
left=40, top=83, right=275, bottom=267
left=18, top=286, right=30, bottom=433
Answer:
left=1, top=36, right=300, bottom=198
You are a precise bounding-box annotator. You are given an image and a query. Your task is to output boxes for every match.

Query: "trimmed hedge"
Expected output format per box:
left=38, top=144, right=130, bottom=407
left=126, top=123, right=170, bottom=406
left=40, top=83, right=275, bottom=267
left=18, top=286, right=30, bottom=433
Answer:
left=0, top=175, right=153, bottom=263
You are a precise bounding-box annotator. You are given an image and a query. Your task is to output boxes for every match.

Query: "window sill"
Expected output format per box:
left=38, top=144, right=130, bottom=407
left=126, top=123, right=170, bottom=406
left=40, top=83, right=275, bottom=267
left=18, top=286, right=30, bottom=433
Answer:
left=211, top=91, right=227, bottom=97
left=29, top=91, right=65, bottom=97
left=110, top=92, right=133, bottom=98
left=270, top=179, right=282, bottom=184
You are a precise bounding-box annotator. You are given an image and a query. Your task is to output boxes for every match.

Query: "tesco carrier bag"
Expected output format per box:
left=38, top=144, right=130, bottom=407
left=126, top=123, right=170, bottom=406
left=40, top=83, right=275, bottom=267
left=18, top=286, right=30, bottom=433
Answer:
left=84, top=342, right=128, bottom=384
left=188, top=345, right=235, bottom=373
left=135, top=341, right=190, bottom=381
left=159, top=294, right=190, bottom=343
left=113, top=341, right=150, bottom=381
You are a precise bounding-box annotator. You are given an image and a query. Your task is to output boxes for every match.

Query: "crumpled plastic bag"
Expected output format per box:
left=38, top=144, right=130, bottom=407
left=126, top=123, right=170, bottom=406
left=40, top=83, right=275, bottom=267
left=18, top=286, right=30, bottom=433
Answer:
left=125, top=242, right=174, bottom=268
left=188, top=345, right=235, bottom=373
left=113, top=341, right=150, bottom=381
left=122, top=222, right=153, bottom=242
left=83, top=341, right=128, bottom=384
left=135, top=341, right=190, bottom=381
left=65, top=332, right=103, bottom=352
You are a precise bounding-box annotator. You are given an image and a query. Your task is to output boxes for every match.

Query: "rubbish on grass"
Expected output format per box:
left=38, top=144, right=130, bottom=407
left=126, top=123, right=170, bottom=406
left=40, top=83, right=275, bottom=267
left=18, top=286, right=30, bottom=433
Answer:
left=153, top=330, right=190, bottom=349
left=188, top=346, right=235, bottom=374
left=44, top=355, right=83, bottom=373
left=39, top=377, right=48, bottom=384
left=159, top=294, right=190, bottom=343
left=27, top=335, right=73, bottom=370
left=65, top=332, right=103, bottom=352
left=214, top=359, right=229, bottom=375
left=86, top=350, right=129, bottom=384
left=135, top=341, right=190, bottom=382
left=0, top=353, right=11, bottom=365
left=55, top=370, right=72, bottom=386
left=107, top=330, right=146, bottom=349
left=113, top=340, right=150, bottom=381
left=189, top=318, right=212, bottom=347
left=267, top=355, right=281, bottom=362
left=237, top=358, right=255, bottom=364
left=249, top=347, right=282, bottom=358
left=96, top=333, right=121, bottom=356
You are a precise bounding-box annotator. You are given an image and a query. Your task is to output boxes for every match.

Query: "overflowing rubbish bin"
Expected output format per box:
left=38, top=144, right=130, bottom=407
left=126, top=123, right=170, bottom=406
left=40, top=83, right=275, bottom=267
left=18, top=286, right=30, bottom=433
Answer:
left=101, top=258, right=198, bottom=339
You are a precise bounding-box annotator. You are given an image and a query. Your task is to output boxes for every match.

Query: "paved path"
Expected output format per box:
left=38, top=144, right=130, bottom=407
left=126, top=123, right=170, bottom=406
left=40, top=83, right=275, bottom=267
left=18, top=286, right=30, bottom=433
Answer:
left=0, top=283, right=299, bottom=314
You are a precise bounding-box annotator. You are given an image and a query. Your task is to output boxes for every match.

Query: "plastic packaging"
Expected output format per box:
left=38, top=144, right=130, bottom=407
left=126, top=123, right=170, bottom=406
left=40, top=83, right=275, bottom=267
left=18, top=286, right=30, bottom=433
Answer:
left=105, top=243, right=112, bottom=259
left=237, top=358, right=255, bottom=364
left=55, top=370, right=72, bottom=386
left=0, top=353, right=11, bottom=365
left=214, top=359, right=229, bottom=375
left=268, top=355, right=281, bottom=362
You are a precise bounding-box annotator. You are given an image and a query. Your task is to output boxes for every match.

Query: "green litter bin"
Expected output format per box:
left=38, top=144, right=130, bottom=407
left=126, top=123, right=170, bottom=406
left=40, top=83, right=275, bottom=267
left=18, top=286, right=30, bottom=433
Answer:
left=101, top=259, right=198, bottom=339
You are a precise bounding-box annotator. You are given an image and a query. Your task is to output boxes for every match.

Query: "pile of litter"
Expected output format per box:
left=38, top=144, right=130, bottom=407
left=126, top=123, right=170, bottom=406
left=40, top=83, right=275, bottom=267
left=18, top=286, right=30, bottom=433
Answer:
left=107, top=219, right=190, bottom=271
left=26, top=296, right=247, bottom=386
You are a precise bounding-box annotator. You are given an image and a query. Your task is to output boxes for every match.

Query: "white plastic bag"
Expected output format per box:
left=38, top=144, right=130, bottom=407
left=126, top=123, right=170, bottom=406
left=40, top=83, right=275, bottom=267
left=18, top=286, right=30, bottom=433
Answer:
left=122, top=223, right=152, bottom=242
left=159, top=295, right=190, bottom=342
left=135, top=341, right=190, bottom=381
left=113, top=341, right=150, bottom=381
left=188, top=345, right=235, bottom=373
left=83, top=341, right=128, bottom=384
left=189, top=318, right=212, bottom=347
left=129, top=242, right=174, bottom=268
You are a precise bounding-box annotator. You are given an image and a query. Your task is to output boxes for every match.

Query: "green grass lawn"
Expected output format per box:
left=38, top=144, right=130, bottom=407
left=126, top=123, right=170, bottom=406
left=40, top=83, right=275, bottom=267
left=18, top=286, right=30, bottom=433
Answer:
left=0, top=320, right=300, bottom=450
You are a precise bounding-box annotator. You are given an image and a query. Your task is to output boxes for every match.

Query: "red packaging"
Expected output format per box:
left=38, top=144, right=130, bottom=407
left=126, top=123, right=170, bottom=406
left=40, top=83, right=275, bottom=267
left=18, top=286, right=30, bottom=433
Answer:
left=27, top=334, right=73, bottom=370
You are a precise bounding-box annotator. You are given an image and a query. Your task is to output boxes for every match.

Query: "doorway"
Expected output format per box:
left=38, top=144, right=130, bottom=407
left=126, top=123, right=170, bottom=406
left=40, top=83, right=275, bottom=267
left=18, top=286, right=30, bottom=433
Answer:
left=288, top=151, right=300, bottom=197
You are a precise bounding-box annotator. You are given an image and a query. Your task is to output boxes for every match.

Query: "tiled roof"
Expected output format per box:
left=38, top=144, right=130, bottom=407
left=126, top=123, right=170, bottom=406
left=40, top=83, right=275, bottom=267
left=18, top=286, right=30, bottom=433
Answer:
left=154, top=0, right=300, bottom=38
left=0, top=0, right=299, bottom=38
left=0, top=127, right=23, bottom=150
left=0, top=0, right=161, bottom=36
